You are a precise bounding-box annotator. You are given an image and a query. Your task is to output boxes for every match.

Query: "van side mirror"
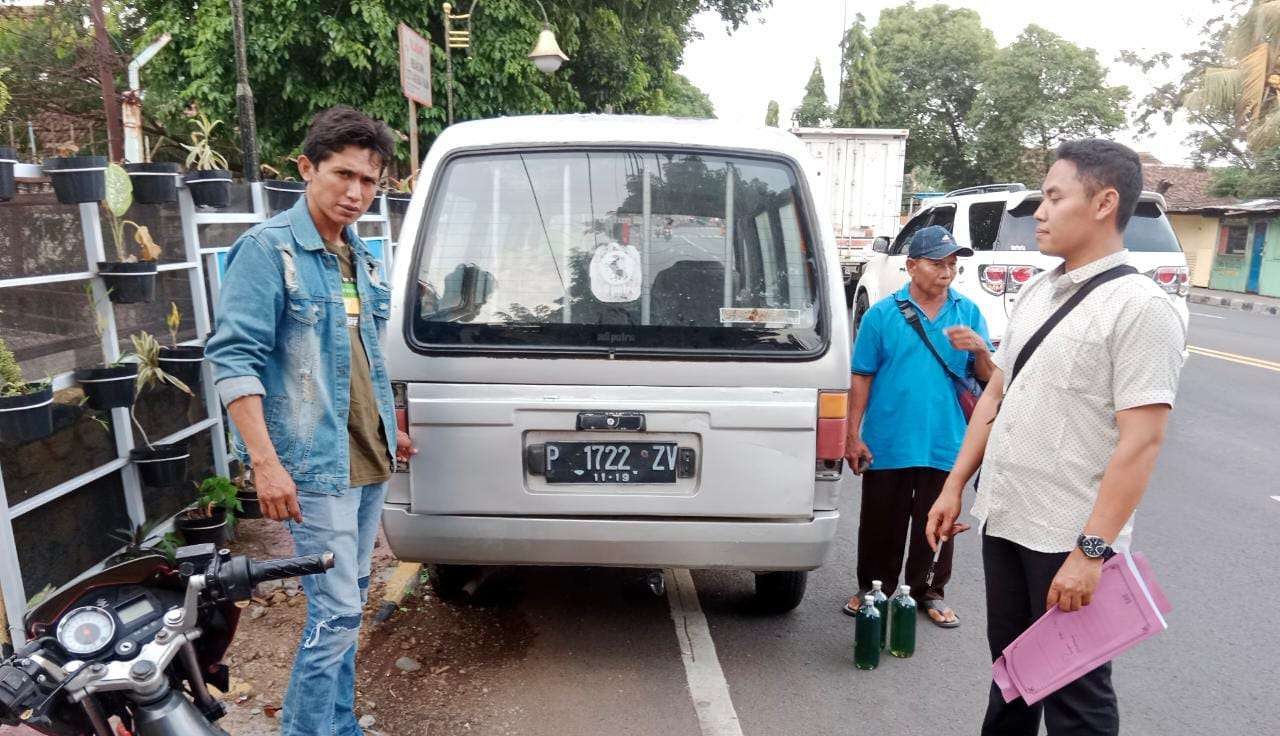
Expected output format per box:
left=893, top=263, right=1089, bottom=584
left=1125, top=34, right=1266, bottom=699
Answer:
left=872, top=236, right=890, bottom=253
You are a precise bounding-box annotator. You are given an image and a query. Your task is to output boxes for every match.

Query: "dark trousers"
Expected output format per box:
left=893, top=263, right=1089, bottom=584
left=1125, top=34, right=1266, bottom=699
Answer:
left=856, top=467, right=951, bottom=602
left=982, top=532, right=1119, bottom=735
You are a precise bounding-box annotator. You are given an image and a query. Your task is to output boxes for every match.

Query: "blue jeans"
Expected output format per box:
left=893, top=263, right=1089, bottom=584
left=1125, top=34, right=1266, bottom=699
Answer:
left=280, top=482, right=387, bottom=736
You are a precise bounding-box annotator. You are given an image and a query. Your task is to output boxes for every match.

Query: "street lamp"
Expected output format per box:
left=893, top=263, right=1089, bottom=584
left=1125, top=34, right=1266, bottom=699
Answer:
left=528, top=0, right=568, bottom=75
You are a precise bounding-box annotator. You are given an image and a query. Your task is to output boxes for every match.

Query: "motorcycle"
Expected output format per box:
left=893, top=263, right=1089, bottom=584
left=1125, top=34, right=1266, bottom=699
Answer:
left=0, top=543, right=333, bottom=735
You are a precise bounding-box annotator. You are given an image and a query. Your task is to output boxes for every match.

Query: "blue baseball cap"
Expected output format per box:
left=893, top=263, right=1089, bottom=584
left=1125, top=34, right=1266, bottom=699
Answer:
left=909, top=225, right=974, bottom=259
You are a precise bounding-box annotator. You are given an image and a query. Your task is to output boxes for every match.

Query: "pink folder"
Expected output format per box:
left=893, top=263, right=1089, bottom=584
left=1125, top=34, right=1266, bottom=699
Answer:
left=992, top=552, right=1171, bottom=706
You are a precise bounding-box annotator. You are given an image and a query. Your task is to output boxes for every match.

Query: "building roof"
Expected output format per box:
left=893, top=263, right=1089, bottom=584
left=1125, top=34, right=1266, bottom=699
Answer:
left=1142, top=165, right=1242, bottom=212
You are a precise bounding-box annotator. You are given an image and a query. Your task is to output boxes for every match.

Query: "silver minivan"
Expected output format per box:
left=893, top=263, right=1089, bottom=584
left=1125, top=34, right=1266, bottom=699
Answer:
left=381, top=115, right=850, bottom=611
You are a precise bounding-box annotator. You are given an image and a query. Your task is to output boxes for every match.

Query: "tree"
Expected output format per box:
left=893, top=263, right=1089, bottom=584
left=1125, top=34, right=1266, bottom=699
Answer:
left=1185, top=0, right=1280, bottom=158
left=833, top=13, right=884, bottom=128
left=970, top=25, right=1128, bottom=184
left=658, top=73, right=715, bottom=118
left=764, top=99, right=779, bottom=126
left=871, top=3, right=996, bottom=187
left=792, top=58, right=830, bottom=128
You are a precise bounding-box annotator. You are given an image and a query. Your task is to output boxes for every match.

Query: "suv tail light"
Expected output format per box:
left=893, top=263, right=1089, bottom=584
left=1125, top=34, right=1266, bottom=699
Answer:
left=816, top=391, right=848, bottom=462
left=979, top=264, right=1042, bottom=296
left=1149, top=266, right=1190, bottom=297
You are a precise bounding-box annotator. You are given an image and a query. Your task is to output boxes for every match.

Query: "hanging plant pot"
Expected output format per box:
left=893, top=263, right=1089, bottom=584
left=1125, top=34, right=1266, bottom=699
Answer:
left=123, top=162, right=180, bottom=204
left=0, top=384, right=54, bottom=444
left=183, top=169, right=232, bottom=209
left=97, top=261, right=157, bottom=304
left=0, top=147, right=17, bottom=203
left=264, top=180, right=306, bottom=213
left=236, top=486, right=263, bottom=519
left=157, top=345, right=205, bottom=389
left=75, top=363, right=139, bottom=411
left=387, top=192, right=412, bottom=215
left=175, top=507, right=227, bottom=546
left=44, top=155, right=108, bottom=204
left=130, top=440, right=190, bottom=486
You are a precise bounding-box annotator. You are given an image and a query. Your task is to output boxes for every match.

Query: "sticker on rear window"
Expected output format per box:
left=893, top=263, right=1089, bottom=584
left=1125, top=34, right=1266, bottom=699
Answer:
left=589, top=242, right=642, bottom=303
left=719, top=307, right=811, bottom=327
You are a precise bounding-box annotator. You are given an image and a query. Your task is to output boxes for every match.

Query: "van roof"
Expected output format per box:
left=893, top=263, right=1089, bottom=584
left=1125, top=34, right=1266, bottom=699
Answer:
left=427, top=114, right=812, bottom=163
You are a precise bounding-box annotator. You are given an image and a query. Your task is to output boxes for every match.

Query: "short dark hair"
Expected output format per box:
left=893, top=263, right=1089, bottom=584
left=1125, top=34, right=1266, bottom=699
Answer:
left=1054, top=139, right=1143, bottom=232
left=301, top=106, right=395, bottom=171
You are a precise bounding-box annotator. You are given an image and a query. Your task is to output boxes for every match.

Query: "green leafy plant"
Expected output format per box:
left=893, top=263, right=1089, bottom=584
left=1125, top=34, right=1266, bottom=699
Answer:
left=181, top=113, right=229, bottom=171
left=190, top=475, right=243, bottom=524
left=26, top=583, right=56, bottom=609
left=103, top=163, right=162, bottom=263
left=126, top=331, right=192, bottom=449
left=388, top=173, right=416, bottom=194
left=152, top=533, right=182, bottom=564
left=0, top=336, right=46, bottom=398
left=261, top=155, right=300, bottom=181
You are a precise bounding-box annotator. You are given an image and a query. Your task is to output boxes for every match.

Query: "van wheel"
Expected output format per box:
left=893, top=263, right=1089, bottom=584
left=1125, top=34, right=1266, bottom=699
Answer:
left=754, top=571, right=807, bottom=613
left=428, top=564, right=476, bottom=600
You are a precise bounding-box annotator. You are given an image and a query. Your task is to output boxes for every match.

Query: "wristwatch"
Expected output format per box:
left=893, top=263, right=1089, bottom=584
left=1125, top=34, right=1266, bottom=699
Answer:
left=1076, top=534, right=1113, bottom=560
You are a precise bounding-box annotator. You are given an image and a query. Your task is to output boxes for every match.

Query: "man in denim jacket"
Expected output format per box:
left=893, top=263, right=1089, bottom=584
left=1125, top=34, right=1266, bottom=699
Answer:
left=206, top=106, right=414, bottom=736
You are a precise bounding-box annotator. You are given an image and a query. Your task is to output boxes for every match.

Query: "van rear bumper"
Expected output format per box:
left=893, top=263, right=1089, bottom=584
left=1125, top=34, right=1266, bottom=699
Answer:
left=380, top=504, right=840, bottom=571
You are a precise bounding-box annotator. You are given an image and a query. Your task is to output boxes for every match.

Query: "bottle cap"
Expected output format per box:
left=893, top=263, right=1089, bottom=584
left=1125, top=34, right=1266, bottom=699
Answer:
left=871, top=580, right=882, bottom=590
left=864, top=594, right=875, bottom=605
left=899, top=585, right=911, bottom=595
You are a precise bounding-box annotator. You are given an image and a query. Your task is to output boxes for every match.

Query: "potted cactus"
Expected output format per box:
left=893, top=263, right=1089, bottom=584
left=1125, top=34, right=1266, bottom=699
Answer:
left=44, top=142, right=107, bottom=205
left=181, top=114, right=232, bottom=209
left=74, top=285, right=139, bottom=410
left=0, top=337, right=52, bottom=444
left=126, top=332, right=193, bottom=486
left=262, top=157, right=306, bottom=213
left=124, top=137, right=180, bottom=204
left=98, top=163, right=161, bottom=304
left=156, top=302, right=204, bottom=389
left=174, top=475, right=242, bottom=546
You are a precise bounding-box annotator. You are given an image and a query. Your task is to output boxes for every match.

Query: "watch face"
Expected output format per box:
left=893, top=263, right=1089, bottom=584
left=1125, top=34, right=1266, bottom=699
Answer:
left=1080, top=536, right=1107, bottom=557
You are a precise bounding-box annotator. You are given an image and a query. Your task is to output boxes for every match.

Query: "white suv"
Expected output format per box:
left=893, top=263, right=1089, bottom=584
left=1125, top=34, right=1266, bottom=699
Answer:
left=852, top=184, right=1191, bottom=345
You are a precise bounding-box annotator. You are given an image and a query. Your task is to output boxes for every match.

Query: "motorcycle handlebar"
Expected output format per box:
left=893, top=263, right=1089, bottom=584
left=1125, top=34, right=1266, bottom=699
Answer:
left=246, top=552, right=334, bottom=586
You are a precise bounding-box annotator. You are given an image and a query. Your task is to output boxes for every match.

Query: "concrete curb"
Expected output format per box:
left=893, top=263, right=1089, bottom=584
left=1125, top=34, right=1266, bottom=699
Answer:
left=1189, top=292, right=1280, bottom=317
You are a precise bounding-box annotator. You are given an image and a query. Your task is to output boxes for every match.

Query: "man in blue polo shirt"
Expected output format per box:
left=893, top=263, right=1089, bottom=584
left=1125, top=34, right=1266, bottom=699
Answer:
left=842, top=225, right=994, bottom=628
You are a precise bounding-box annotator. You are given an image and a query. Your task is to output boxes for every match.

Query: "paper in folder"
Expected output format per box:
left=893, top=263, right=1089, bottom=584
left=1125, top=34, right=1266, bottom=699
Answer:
left=992, top=552, right=1172, bottom=706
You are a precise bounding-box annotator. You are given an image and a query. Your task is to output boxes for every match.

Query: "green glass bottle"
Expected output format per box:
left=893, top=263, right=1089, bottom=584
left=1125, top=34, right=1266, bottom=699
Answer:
left=889, top=584, right=917, bottom=659
left=870, top=580, right=889, bottom=649
left=854, top=594, right=881, bottom=670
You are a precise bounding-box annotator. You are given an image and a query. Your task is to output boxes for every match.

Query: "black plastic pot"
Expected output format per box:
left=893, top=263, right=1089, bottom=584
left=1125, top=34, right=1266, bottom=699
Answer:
left=0, top=384, right=54, bottom=444
left=184, top=169, right=232, bottom=209
left=75, top=363, right=138, bottom=410
left=265, top=180, right=306, bottom=213
left=387, top=192, right=412, bottom=214
left=97, top=261, right=157, bottom=304
left=130, top=440, right=190, bottom=486
left=236, top=488, right=263, bottom=519
left=157, top=345, right=204, bottom=389
left=175, top=507, right=227, bottom=547
left=124, top=162, right=180, bottom=204
left=44, top=155, right=108, bottom=204
left=0, top=147, right=16, bottom=202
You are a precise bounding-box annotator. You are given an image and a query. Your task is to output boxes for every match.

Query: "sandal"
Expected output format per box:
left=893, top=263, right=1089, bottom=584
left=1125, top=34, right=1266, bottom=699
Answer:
left=841, top=592, right=869, bottom=617
left=923, top=599, right=960, bottom=628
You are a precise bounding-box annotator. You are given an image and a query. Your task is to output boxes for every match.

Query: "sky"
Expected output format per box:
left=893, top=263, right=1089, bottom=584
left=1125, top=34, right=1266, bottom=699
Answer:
left=679, top=0, right=1222, bottom=167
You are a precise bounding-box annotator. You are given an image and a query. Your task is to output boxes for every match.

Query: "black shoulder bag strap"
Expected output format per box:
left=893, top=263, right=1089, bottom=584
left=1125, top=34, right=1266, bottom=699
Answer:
left=895, top=299, right=966, bottom=383
left=1007, top=264, right=1138, bottom=388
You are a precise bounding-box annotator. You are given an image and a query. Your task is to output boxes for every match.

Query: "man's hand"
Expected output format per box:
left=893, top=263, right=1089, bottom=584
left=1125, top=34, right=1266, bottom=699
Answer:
left=945, top=326, right=988, bottom=354
left=395, top=429, right=417, bottom=466
left=845, top=438, right=873, bottom=475
left=1046, top=549, right=1104, bottom=612
left=255, top=458, right=302, bottom=524
left=925, top=480, right=970, bottom=551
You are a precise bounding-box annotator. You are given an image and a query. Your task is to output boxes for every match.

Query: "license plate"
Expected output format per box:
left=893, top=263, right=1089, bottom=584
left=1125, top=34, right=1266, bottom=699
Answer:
left=545, top=442, right=678, bottom=484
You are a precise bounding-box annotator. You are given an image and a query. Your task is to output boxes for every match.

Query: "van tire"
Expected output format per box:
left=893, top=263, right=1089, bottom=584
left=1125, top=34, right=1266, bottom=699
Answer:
left=428, top=563, right=476, bottom=600
left=754, top=571, right=807, bottom=613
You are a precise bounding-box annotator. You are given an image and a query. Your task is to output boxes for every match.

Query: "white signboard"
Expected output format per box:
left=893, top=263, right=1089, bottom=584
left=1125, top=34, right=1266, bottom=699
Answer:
left=398, top=23, right=432, bottom=107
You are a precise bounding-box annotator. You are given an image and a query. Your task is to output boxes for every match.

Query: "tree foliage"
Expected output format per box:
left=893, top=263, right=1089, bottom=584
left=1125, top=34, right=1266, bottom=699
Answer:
left=971, top=25, right=1128, bottom=183
left=792, top=58, right=830, bottom=128
left=764, top=99, right=779, bottom=127
left=833, top=13, right=884, bottom=128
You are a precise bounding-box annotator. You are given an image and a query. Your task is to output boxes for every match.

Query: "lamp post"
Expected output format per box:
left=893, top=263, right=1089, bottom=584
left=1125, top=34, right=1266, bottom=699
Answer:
left=441, top=0, right=568, bottom=125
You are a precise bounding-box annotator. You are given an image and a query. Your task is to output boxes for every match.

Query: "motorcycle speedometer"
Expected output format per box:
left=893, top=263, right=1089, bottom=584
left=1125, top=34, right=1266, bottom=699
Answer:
left=56, top=606, right=116, bottom=657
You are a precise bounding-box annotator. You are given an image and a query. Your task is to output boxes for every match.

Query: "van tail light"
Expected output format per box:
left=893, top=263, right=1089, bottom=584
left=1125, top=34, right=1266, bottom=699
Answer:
left=979, top=264, right=1042, bottom=296
left=1150, top=266, right=1190, bottom=297
left=816, top=391, right=848, bottom=462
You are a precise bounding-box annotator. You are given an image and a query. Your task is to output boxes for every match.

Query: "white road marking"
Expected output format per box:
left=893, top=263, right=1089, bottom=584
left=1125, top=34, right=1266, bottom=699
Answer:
left=665, top=568, right=745, bottom=736
left=1190, top=312, right=1225, bottom=319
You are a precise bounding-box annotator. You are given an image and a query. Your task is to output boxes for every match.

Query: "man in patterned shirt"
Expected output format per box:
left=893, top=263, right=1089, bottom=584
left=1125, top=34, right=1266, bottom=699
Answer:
left=926, top=139, right=1186, bottom=735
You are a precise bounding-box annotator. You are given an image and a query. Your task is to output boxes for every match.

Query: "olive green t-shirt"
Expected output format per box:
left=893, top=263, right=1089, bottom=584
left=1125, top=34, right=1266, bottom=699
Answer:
left=326, top=238, right=391, bottom=486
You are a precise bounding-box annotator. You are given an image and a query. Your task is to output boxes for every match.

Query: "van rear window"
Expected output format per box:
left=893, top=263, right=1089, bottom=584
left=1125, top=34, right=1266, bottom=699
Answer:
left=996, top=200, right=1183, bottom=253
left=407, top=150, right=825, bottom=356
